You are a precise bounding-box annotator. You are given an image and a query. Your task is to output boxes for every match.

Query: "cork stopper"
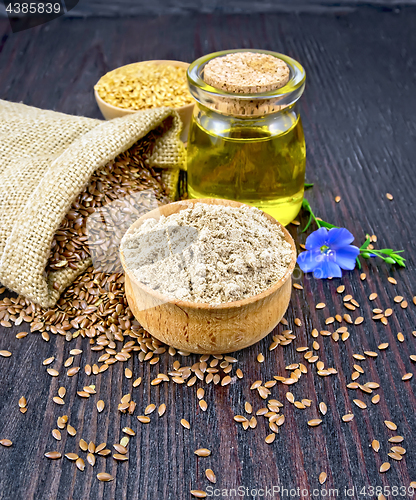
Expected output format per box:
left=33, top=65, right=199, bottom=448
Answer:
left=204, top=52, right=290, bottom=94
left=202, top=52, right=290, bottom=116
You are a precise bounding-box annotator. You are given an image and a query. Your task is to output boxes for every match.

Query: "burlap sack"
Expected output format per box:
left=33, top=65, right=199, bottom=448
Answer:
left=0, top=99, right=186, bottom=308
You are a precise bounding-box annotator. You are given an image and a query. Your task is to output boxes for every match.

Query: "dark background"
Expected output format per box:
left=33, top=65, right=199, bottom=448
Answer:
left=0, top=1, right=416, bottom=499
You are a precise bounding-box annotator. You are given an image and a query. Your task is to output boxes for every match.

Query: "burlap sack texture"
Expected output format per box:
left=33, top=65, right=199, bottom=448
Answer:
left=0, top=99, right=186, bottom=308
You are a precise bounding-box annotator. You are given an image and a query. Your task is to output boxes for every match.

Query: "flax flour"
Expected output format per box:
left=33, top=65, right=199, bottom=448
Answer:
left=122, top=203, right=292, bottom=304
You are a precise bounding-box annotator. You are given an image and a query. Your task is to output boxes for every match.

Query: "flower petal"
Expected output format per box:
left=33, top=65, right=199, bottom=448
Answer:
left=297, top=249, right=322, bottom=273
left=305, top=227, right=329, bottom=251
left=332, top=245, right=360, bottom=270
left=326, top=227, right=355, bottom=249
left=312, top=257, right=342, bottom=279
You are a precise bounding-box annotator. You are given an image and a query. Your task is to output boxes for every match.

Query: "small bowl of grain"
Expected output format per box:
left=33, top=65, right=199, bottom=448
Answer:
left=94, top=60, right=194, bottom=142
left=120, top=198, right=297, bottom=354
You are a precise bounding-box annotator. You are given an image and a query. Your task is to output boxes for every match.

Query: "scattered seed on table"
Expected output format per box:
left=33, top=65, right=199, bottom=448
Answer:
left=0, top=439, right=12, bottom=447
left=45, top=451, right=61, bottom=459
left=335, top=196, right=341, bottom=203
left=65, top=453, right=78, bottom=461
left=388, top=452, right=403, bottom=461
left=145, top=404, right=156, bottom=415
left=397, top=332, right=405, bottom=342
left=386, top=193, right=393, bottom=200
left=76, top=458, right=85, bottom=471
left=87, top=453, right=96, bottom=466
left=98, top=449, right=111, bottom=456
left=133, top=377, right=142, bottom=387
left=64, top=357, right=74, bottom=368
left=354, top=399, right=367, bottom=409
left=369, top=293, right=378, bottom=301
left=319, top=402, right=327, bottom=416
left=372, top=395, right=381, bottom=404
left=384, top=421, right=397, bottom=431
left=97, top=400, right=105, bottom=413
left=88, top=442, right=96, bottom=453
left=97, top=473, right=114, bottom=482
left=67, top=425, right=76, bottom=436
left=198, top=400, right=207, bottom=412
left=380, top=462, right=390, bottom=473
left=79, top=439, right=88, bottom=452
left=319, top=472, right=327, bottom=484
left=158, top=404, right=166, bottom=417
left=342, top=414, right=354, bottom=422
left=316, top=303, right=326, bottom=309
left=122, top=427, right=135, bottom=437
left=378, top=343, right=389, bottom=350
left=221, top=376, right=232, bottom=386
left=43, top=356, right=54, bottom=365
left=137, top=416, right=150, bottom=424
left=190, top=491, right=207, bottom=498
left=113, top=444, right=127, bottom=455
left=402, top=373, right=413, bottom=381
left=391, top=446, right=406, bottom=455
left=257, top=354, right=264, bottom=363
left=52, top=429, right=61, bottom=441
left=181, top=419, right=190, bottom=430
left=371, top=440, right=380, bottom=452
left=47, top=368, right=59, bottom=377
left=197, top=388, right=205, bottom=400
left=236, top=369, right=243, bottom=379
left=308, top=419, right=322, bottom=427
left=16, top=332, right=28, bottom=339
left=360, top=273, right=366, bottom=280
left=265, top=433, right=276, bottom=444
left=194, top=449, right=211, bottom=457
left=354, top=317, right=364, bottom=325
left=120, top=436, right=129, bottom=448
left=389, top=436, right=404, bottom=443
left=67, top=367, right=80, bottom=377
left=293, top=283, right=303, bottom=290
left=205, top=469, right=216, bottom=483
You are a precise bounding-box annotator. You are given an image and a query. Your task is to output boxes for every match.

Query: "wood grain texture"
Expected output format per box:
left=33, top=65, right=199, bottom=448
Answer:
left=1, top=8, right=416, bottom=500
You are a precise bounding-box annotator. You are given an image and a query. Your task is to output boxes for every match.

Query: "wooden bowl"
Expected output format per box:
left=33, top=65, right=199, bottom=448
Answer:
left=94, top=60, right=194, bottom=143
left=120, top=199, right=297, bottom=354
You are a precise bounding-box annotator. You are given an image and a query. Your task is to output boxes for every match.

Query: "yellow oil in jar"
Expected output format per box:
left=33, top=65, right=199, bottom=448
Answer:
left=187, top=115, right=306, bottom=226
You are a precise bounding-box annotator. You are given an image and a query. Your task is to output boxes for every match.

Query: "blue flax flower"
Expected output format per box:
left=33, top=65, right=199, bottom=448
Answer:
left=297, top=227, right=360, bottom=279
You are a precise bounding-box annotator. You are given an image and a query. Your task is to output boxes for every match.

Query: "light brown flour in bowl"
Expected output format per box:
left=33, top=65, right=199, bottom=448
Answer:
left=122, top=203, right=292, bottom=304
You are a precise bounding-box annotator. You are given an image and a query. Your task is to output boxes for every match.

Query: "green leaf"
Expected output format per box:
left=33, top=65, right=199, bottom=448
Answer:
left=355, top=256, right=362, bottom=270
left=302, top=212, right=313, bottom=233
left=304, top=182, right=314, bottom=188
left=360, top=238, right=371, bottom=250
left=318, top=220, right=338, bottom=229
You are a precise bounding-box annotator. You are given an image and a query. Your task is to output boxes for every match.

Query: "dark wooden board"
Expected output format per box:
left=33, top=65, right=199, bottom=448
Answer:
left=0, top=8, right=416, bottom=500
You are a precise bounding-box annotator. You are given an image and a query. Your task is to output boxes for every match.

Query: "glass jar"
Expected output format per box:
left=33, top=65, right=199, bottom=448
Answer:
left=186, top=49, right=306, bottom=226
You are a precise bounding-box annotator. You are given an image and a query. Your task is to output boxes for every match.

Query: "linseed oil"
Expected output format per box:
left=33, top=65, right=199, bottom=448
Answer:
left=187, top=113, right=306, bottom=226
left=186, top=50, right=307, bottom=226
